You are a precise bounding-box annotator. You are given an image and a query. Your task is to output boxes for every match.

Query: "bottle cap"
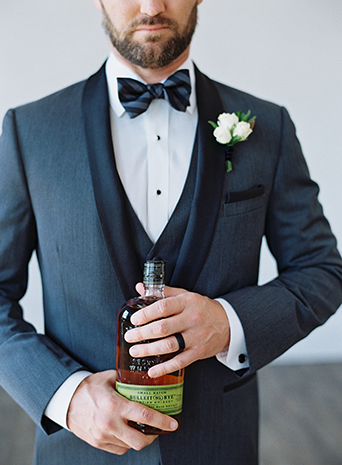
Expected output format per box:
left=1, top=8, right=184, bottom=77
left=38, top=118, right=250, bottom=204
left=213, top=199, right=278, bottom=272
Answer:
left=143, top=259, right=165, bottom=286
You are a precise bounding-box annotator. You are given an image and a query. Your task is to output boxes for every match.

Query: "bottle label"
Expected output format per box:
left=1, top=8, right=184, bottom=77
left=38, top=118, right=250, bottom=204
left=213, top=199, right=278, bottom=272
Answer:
left=116, top=381, right=184, bottom=415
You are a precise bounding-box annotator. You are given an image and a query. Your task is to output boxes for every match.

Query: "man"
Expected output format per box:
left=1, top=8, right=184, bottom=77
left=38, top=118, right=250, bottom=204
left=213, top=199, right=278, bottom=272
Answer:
left=0, top=0, right=341, bottom=464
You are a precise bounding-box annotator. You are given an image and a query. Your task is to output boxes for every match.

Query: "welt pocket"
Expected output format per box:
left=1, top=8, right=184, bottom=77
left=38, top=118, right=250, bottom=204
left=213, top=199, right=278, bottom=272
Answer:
left=226, top=184, right=265, bottom=204
left=222, top=185, right=265, bottom=217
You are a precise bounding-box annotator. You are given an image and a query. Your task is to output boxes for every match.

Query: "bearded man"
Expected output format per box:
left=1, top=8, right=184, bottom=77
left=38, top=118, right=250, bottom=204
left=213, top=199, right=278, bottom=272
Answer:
left=0, top=1, right=341, bottom=464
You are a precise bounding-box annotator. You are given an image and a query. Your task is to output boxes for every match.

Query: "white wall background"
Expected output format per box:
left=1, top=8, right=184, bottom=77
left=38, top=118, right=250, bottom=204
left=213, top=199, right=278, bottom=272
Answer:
left=1, top=0, right=341, bottom=364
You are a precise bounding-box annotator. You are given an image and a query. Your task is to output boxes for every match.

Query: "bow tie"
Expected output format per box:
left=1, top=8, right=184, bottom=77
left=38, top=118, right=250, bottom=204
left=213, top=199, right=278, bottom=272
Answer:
left=117, top=69, right=191, bottom=119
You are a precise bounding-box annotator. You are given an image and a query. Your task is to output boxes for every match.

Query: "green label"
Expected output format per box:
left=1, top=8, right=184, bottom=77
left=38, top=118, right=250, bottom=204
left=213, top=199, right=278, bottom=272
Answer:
left=116, top=381, right=183, bottom=415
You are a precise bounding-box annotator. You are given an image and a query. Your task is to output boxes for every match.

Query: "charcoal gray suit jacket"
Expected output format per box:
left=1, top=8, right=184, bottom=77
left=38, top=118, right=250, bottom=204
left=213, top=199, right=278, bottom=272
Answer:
left=1, top=63, right=341, bottom=465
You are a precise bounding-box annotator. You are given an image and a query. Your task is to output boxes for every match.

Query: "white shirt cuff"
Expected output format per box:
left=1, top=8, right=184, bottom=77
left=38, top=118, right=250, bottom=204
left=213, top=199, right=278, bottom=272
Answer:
left=215, top=298, right=249, bottom=371
left=44, top=370, right=92, bottom=429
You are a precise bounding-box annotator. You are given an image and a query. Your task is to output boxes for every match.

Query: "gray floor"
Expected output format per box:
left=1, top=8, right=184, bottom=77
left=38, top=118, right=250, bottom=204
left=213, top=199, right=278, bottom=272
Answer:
left=259, top=363, right=342, bottom=465
left=1, top=363, right=342, bottom=465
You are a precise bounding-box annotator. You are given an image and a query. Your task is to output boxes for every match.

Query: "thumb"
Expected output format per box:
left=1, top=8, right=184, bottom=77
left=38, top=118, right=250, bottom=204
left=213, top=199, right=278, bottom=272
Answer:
left=135, top=283, right=187, bottom=298
left=135, top=282, right=144, bottom=296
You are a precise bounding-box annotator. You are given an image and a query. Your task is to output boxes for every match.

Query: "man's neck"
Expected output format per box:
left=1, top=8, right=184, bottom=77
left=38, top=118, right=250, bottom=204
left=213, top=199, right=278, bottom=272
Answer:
left=110, top=43, right=190, bottom=84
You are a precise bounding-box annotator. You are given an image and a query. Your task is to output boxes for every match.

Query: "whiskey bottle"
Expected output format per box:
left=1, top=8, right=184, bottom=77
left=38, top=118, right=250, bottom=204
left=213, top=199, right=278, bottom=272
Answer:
left=116, top=258, right=184, bottom=434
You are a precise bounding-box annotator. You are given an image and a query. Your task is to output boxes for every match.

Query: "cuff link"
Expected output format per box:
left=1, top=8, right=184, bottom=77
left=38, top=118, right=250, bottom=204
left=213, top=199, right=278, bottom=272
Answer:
left=238, top=354, right=247, bottom=364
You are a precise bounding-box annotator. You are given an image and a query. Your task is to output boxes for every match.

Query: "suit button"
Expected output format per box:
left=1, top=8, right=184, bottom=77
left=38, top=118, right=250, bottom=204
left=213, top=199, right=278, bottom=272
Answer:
left=238, top=354, right=247, bottom=364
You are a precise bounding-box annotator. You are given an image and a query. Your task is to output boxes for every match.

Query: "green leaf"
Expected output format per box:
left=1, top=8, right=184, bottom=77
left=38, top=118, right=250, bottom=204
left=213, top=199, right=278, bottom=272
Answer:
left=235, top=111, right=242, bottom=120
left=244, top=110, right=251, bottom=121
left=225, top=160, right=233, bottom=172
left=208, top=120, right=218, bottom=129
left=234, top=110, right=256, bottom=123
left=229, top=135, right=242, bottom=146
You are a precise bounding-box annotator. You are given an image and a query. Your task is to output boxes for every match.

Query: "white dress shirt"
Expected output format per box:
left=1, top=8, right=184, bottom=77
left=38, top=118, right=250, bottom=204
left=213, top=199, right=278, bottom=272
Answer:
left=44, top=53, right=249, bottom=429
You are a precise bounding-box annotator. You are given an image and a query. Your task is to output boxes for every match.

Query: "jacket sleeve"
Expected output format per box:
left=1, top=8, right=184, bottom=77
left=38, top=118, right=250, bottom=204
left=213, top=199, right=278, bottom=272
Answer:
left=223, top=107, right=342, bottom=373
left=0, top=110, right=84, bottom=434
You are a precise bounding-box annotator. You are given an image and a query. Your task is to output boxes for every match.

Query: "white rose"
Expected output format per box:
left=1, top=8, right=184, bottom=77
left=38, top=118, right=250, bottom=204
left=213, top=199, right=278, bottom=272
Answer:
left=213, top=125, right=232, bottom=144
left=233, top=121, right=253, bottom=141
left=217, top=112, right=239, bottom=130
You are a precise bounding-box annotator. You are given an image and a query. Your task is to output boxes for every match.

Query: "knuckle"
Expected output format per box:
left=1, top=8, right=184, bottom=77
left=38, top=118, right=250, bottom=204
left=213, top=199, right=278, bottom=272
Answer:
left=133, top=440, right=146, bottom=451
left=139, top=307, right=148, bottom=323
left=91, top=438, right=102, bottom=449
left=140, top=406, right=154, bottom=424
left=155, top=299, right=168, bottom=317
left=187, top=292, right=197, bottom=303
left=133, top=327, right=142, bottom=339
left=92, top=430, right=106, bottom=447
left=186, top=292, right=199, bottom=306
left=164, top=337, right=176, bottom=353
left=197, top=346, right=207, bottom=359
left=97, top=418, right=111, bottom=433
left=93, top=421, right=111, bottom=438
left=155, top=319, right=168, bottom=335
left=191, top=310, right=204, bottom=326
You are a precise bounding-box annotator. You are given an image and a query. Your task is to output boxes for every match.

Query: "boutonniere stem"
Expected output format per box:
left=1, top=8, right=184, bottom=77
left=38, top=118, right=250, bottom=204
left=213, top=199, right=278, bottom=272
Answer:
left=209, top=110, right=256, bottom=172
left=225, top=146, right=234, bottom=173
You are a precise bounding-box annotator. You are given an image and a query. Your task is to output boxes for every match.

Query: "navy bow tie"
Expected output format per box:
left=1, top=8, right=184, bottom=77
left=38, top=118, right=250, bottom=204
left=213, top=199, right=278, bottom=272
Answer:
left=117, top=69, right=191, bottom=119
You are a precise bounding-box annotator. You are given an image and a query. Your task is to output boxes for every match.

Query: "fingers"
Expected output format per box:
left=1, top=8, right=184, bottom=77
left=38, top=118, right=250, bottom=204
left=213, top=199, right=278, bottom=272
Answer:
left=147, top=351, right=192, bottom=378
left=127, top=312, right=181, bottom=343
left=66, top=371, right=178, bottom=455
left=126, top=292, right=198, bottom=344
left=124, top=400, right=178, bottom=434
left=126, top=292, right=230, bottom=378
left=129, top=333, right=182, bottom=358
left=129, top=293, right=185, bottom=327
left=90, top=398, right=175, bottom=453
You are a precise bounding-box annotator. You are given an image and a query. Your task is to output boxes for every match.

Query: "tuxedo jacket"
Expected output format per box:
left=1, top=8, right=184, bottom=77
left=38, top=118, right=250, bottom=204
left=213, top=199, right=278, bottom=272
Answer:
left=0, top=64, right=342, bottom=465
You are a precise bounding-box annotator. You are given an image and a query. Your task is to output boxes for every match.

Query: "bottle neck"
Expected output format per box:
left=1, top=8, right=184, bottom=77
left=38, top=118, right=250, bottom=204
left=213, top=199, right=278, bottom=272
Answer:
left=143, top=283, right=165, bottom=299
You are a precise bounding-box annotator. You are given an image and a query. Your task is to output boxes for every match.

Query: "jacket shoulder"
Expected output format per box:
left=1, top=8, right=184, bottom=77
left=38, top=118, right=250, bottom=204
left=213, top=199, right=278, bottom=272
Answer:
left=12, top=78, right=87, bottom=122
left=200, top=71, right=285, bottom=126
left=212, top=76, right=281, bottom=110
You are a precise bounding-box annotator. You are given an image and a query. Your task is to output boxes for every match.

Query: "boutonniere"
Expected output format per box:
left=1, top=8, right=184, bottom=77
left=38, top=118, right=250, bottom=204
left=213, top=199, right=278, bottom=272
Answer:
left=209, top=111, right=256, bottom=172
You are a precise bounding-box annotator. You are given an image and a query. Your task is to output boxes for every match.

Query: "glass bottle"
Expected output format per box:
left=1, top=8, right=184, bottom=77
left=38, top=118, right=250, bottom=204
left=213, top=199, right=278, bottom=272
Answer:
left=116, top=258, right=184, bottom=434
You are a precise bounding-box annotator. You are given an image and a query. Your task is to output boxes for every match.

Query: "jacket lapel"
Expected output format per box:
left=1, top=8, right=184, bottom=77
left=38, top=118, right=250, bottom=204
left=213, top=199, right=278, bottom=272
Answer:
left=170, top=67, right=227, bottom=290
left=82, top=64, right=141, bottom=300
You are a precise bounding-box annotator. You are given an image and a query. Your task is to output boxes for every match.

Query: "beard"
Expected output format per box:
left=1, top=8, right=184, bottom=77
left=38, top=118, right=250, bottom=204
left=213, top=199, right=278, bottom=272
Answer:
left=101, top=4, right=198, bottom=69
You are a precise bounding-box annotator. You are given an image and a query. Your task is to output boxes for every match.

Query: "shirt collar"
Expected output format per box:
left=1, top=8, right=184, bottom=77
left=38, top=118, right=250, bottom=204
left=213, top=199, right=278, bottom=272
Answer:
left=105, top=51, right=197, bottom=117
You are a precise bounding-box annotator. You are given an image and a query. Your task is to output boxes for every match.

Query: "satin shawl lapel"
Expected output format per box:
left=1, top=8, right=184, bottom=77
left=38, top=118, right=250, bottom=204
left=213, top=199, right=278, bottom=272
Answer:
left=82, top=65, right=141, bottom=300
left=170, top=67, right=226, bottom=290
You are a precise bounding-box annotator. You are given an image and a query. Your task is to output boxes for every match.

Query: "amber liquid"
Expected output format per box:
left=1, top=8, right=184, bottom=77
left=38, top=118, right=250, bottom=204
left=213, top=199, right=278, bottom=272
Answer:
left=116, top=296, right=184, bottom=434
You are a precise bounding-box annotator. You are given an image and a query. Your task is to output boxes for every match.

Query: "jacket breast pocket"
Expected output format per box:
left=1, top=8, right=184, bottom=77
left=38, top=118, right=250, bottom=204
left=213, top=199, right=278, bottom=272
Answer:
left=223, top=184, right=265, bottom=217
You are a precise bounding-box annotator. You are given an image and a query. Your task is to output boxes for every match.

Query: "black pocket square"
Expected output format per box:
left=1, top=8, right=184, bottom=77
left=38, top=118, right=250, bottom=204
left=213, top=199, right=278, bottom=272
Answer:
left=226, top=184, right=265, bottom=204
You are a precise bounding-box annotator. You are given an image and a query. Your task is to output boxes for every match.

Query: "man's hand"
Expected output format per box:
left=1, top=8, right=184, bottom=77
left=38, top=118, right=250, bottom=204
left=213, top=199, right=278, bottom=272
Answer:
left=67, top=370, right=178, bottom=455
left=125, top=285, right=230, bottom=378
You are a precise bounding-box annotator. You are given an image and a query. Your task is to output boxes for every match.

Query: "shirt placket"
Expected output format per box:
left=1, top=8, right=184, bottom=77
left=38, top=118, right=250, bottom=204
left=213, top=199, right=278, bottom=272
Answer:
left=146, top=100, right=170, bottom=242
